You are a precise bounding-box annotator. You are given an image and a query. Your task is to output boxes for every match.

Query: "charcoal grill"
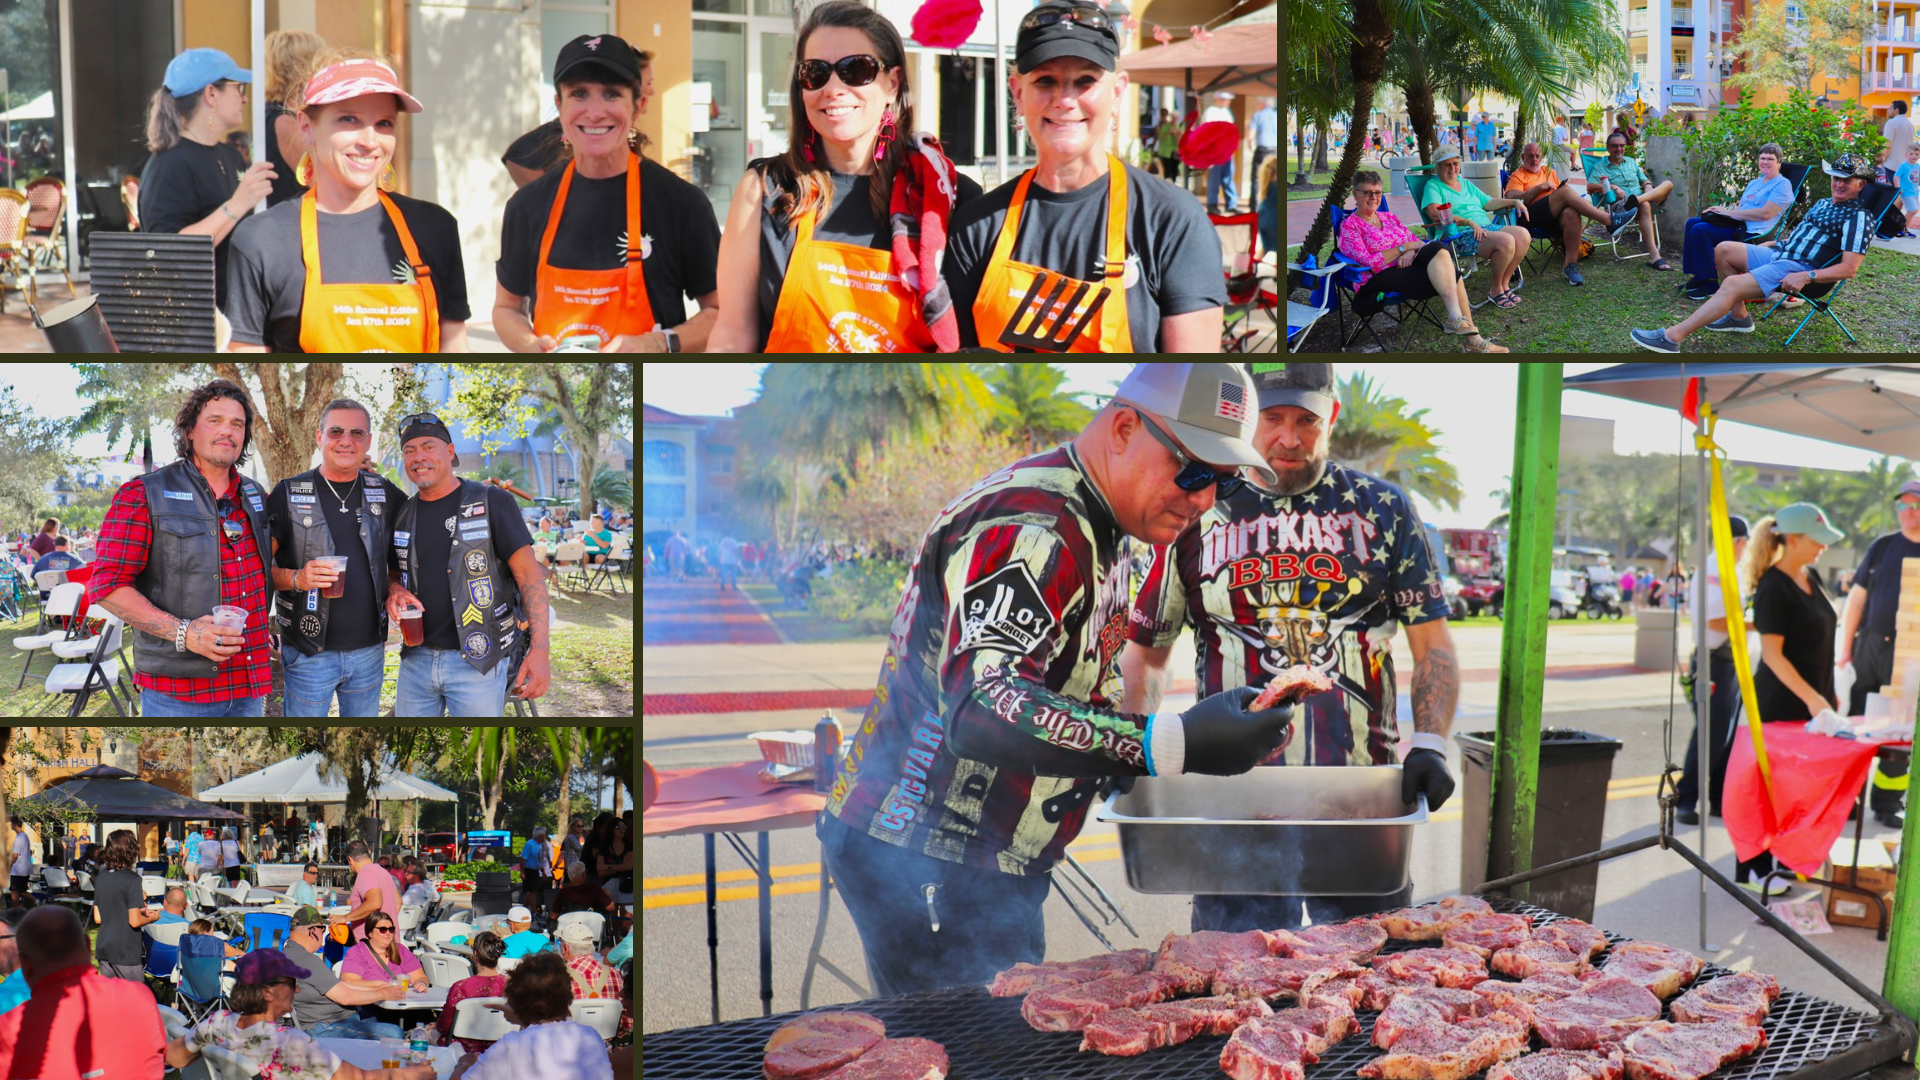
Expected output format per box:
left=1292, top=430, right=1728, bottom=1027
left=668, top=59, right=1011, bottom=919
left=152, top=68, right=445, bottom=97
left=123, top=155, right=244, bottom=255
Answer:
left=641, top=895, right=1915, bottom=1080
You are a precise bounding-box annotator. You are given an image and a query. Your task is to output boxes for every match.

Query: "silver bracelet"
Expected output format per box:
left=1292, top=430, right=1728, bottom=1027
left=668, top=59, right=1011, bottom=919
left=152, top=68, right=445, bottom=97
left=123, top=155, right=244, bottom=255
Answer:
left=221, top=203, right=242, bottom=221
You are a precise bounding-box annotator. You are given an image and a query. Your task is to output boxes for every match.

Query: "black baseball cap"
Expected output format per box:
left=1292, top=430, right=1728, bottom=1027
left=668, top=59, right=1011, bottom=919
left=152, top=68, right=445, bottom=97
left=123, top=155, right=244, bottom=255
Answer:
left=1015, top=1, right=1120, bottom=73
left=1244, top=363, right=1336, bottom=419
left=1726, top=514, right=1750, bottom=540
left=553, top=33, right=642, bottom=86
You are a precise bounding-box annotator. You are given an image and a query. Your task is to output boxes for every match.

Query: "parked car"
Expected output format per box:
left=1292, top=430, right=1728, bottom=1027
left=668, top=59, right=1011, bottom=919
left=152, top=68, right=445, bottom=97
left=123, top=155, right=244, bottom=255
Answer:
left=419, top=832, right=458, bottom=864
left=1456, top=577, right=1501, bottom=617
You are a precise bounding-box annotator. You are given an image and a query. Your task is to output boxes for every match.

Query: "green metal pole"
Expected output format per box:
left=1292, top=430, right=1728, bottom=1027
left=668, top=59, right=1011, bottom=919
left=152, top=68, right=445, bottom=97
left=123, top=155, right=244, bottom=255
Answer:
left=1488, top=363, right=1564, bottom=902
left=1884, top=675, right=1920, bottom=1025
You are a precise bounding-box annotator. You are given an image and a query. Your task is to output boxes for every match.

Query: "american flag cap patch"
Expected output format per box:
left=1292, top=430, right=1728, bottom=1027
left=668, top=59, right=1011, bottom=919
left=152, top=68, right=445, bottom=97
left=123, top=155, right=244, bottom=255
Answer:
left=1217, top=379, right=1248, bottom=424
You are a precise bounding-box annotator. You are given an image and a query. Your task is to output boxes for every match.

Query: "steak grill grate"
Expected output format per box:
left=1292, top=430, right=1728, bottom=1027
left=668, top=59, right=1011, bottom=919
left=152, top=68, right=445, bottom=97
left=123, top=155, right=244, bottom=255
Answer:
left=641, top=896, right=1906, bottom=1080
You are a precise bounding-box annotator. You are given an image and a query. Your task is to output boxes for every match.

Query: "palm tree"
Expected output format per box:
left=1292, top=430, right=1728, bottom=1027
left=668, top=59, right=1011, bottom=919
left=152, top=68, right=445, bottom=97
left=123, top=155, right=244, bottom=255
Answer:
left=1329, top=373, right=1465, bottom=510
left=979, top=364, right=1094, bottom=455
left=443, top=727, right=522, bottom=831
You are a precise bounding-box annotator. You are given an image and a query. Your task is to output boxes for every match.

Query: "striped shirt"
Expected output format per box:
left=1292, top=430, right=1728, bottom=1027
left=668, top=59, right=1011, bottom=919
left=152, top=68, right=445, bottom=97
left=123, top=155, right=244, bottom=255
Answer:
left=1773, top=195, right=1874, bottom=268
left=825, top=444, right=1147, bottom=877
left=1127, top=463, right=1451, bottom=767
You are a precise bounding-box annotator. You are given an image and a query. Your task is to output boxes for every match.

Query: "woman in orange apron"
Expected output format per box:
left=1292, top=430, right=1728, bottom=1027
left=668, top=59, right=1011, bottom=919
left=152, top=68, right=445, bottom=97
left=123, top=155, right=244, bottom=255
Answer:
left=225, top=56, right=469, bottom=352
left=943, top=1, right=1226, bottom=352
left=493, top=37, right=719, bottom=353
left=708, top=1, right=978, bottom=353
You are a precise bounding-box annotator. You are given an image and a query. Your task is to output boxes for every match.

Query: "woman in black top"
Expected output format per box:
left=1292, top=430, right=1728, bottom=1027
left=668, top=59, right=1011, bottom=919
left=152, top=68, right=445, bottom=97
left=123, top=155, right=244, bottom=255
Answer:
left=262, top=29, right=328, bottom=207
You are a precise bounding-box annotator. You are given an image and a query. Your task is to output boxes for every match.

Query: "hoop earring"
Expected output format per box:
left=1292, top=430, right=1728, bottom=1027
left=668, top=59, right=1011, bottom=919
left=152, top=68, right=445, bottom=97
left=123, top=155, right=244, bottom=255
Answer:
left=294, top=153, right=313, bottom=187
left=874, top=106, right=898, bottom=164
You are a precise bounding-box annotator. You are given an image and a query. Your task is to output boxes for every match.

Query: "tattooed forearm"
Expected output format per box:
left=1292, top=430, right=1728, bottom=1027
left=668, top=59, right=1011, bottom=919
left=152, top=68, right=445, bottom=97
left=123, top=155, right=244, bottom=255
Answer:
left=1411, top=645, right=1459, bottom=736
left=97, top=586, right=182, bottom=640
left=516, top=564, right=551, bottom=648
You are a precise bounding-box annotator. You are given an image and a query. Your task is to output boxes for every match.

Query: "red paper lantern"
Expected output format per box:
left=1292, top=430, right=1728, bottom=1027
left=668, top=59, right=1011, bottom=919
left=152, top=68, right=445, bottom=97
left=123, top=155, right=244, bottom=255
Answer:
left=910, top=0, right=983, bottom=49
left=1180, top=120, right=1239, bottom=168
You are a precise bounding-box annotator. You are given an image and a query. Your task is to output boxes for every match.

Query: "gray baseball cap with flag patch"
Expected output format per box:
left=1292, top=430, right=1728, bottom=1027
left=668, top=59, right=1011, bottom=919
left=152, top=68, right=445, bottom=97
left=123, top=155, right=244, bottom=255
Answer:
left=1111, top=363, right=1278, bottom=489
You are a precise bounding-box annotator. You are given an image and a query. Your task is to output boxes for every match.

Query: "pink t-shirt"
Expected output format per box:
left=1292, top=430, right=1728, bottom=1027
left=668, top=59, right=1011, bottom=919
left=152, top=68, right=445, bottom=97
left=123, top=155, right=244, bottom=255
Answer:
left=341, top=939, right=424, bottom=982
left=1336, top=208, right=1422, bottom=289
left=348, top=862, right=401, bottom=943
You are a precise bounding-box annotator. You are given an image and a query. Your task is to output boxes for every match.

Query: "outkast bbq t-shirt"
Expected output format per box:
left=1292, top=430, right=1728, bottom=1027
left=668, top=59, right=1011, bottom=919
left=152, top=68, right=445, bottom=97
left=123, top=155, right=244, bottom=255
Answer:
left=1128, top=461, right=1451, bottom=767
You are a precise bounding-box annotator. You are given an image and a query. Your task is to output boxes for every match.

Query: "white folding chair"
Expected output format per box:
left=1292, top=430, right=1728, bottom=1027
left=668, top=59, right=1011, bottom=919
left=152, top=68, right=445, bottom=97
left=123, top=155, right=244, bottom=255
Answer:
left=570, top=999, right=622, bottom=1041
left=396, top=902, right=426, bottom=948
left=331, top=959, right=343, bottom=978
left=449, top=908, right=475, bottom=925
left=550, top=540, right=588, bottom=590
left=141, top=875, right=170, bottom=900
left=554, top=910, right=606, bottom=949
left=189, top=881, right=222, bottom=918
left=495, top=955, right=520, bottom=973
left=423, top=951, right=472, bottom=988
left=44, top=608, right=133, bottom=716
left=73, top=870, right=93, bottom=896
left=450, top=996, right=521, bottom=1042
left=49, top=607, right=135, bottom=710
left=422, top=920, right=468, bottom=954
left=13, top=580, right=83, bottom=690
left=39, top=867, right=71, bottom=894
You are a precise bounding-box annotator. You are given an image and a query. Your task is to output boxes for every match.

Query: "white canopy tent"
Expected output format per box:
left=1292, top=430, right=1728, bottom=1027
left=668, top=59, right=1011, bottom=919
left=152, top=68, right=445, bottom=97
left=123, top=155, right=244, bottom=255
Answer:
left=201, top=752, right=457, bottom=862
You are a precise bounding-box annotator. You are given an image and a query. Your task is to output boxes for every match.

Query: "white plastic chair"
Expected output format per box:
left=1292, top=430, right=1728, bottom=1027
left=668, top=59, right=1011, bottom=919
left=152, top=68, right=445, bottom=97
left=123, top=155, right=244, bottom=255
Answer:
left=40, top=867, right=71, bottom=893
left=450, top=996, right=520, bottom=1042
left=423, top=951, right=472, bottom=988
left=73, top=870, right=93, bottom=895
left=422, top=920, right=467, bottom=954
left=189, top=881, right=222, bottom=917
left=331, top=959, right=343, bottom=978
left=141, top=875, right=170, bottom=900
left=570, top=999, right=622, bottom=1041
left=44, top=608, right=132, bottom=715
left=448, top=908, right=474, bottom=925
left=396, top=902, right=426, bottom=948
left=554, top=910, right=606, bottom=949
left=495, top=955, right=520, bottom=973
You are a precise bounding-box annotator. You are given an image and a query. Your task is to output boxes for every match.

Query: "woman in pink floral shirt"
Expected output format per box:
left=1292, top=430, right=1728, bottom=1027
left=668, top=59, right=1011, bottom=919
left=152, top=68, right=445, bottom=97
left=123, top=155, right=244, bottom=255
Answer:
left=1336, top=170, right=1508, bottom=352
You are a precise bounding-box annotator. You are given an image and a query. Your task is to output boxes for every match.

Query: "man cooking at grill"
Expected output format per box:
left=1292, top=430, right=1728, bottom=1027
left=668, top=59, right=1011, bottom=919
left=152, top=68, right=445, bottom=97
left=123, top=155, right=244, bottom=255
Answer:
left=821, top=363, right=1297, bottom=997
left=1122, top=362, right=1460, bottom=933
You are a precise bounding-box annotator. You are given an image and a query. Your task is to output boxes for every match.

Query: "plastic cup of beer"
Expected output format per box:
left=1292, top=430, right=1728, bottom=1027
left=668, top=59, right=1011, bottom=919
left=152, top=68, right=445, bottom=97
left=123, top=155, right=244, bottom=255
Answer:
left=210, top=605, right=246, bottom=633
left=380, top=1038, right=404, bottom=1068
left=319, top=555, right=350, bottom=598
left=399, top=604, right=425, bottom=646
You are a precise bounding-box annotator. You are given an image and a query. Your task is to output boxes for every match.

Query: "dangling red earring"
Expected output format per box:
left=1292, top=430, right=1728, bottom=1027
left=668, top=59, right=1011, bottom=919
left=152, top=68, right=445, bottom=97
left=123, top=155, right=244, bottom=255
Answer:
left=874, top=107, right=897, bottom=164
left=803, top=130, right=816, bottom=165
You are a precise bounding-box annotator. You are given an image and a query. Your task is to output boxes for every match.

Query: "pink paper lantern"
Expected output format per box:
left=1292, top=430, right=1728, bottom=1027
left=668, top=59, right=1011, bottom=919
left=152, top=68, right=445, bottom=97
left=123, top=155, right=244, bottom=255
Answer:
left=1180, top=120, right=1239, bottom=167
left=910, top=0, right=983, bottom=49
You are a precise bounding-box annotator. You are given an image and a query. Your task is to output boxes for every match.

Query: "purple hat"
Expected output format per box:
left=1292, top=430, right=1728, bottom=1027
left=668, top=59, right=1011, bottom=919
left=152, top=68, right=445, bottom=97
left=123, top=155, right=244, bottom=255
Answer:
left=1897, top=479, right=1920, bottom=501
left=232, top=949, right=308, bottom=984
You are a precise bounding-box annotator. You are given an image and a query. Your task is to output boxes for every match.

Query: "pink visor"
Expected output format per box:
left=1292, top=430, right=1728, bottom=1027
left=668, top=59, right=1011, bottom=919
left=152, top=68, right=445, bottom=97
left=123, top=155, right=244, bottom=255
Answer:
left=303, top=59, right=424, bottom=114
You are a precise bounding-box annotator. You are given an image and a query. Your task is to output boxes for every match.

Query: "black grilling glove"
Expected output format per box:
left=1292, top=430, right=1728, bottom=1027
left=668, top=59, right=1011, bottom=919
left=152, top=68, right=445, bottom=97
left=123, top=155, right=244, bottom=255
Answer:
left=1402, top=747, right=1456, bottom=811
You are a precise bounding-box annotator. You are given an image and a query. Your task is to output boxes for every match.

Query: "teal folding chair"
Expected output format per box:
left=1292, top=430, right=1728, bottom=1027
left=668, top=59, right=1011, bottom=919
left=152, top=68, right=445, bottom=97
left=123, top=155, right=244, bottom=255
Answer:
left=1581, top=149, right=1665, bottom=261
left=1404, top=163, right=1524, bottom=309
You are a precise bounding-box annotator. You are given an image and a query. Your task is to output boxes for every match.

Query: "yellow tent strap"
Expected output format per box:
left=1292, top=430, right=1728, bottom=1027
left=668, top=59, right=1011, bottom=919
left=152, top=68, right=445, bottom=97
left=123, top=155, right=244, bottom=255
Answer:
left=1695, top=404, right=1781, bottom=823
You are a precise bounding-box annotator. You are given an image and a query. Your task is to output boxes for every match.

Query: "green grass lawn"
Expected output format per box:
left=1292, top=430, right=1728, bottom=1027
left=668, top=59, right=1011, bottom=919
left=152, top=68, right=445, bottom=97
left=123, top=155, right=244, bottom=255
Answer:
left=0, top=581, right=634, bottom=717
left=1286, top=225, right=1920, bottom=354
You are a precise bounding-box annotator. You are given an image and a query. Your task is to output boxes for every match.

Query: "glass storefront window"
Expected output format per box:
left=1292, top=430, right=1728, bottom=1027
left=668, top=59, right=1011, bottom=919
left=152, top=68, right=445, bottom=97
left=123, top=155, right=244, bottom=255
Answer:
left=694, top=0, right=748, bottom=14
left=540, top=3, right=614, bottom=120
left=692, top=20, right=746, bottom=222
left=757, top=31, right=794, bottom=161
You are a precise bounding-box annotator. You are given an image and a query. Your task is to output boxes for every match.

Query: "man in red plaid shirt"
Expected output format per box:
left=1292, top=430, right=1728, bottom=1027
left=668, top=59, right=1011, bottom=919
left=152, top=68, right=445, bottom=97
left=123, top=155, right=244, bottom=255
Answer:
left=88, top=379, right=275, bottom=717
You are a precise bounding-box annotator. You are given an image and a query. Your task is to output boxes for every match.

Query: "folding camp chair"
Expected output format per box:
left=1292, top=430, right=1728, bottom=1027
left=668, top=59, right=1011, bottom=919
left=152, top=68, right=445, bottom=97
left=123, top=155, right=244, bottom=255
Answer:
left=1581, top=149, right=1667, bottom=261
left=1328, top=199, right=1454, bottom=351
left=144, top=920, right=188, bottom=997
left=1499, top=168, right=1564, bottom=276
left=1284, top=253, right=1341, bottom=352
left=1403, top=164, right=1525, bottom=307
left=175, top=951, right=228, bottom=1026
left=242, top=909, right=293, bottom=952
left=1757, top=180, right=1900, bottom=346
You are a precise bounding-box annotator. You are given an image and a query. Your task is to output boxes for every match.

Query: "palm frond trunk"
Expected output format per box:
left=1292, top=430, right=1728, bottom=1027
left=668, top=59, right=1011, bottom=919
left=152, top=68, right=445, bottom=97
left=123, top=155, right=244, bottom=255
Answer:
left=1291, top=0, right=1392, bottom=291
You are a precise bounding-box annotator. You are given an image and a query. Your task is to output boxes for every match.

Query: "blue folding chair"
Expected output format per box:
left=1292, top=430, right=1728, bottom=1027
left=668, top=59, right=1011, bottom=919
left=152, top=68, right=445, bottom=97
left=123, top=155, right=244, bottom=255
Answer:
left=175, top=948, right=228, bottom=1026
left=1757, top=180, right=1900, bottom=346
left=1284, top=252, right=1341, bottom=352
left=243, top=910, right=292, bottom=953
left=1329, top=199, right=1457, bottom=350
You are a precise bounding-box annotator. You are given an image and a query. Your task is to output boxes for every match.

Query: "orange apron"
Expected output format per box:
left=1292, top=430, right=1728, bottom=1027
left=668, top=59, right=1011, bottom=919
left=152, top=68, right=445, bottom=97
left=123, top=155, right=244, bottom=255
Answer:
left=765, top=210, right=935, bottom=353
left=533, top=154, right=653, bottom=345
left=971, top=154, right=1133, bottom=353
left=297, top=190, right=439, bottom=353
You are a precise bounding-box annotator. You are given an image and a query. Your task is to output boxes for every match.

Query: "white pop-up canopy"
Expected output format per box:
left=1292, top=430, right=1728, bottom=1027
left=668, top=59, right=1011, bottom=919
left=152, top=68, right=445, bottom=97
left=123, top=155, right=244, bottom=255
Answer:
left=200, top=752, right=457, bottom=804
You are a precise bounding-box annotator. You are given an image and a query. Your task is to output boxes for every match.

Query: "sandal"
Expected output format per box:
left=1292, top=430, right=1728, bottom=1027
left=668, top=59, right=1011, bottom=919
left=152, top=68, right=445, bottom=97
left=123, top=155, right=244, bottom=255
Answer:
left=1464, top=334, right=1509, bottom=353
left=1489, top=291, right=1521, bottom=309
left=1649, top=258, right=1674, bottom=271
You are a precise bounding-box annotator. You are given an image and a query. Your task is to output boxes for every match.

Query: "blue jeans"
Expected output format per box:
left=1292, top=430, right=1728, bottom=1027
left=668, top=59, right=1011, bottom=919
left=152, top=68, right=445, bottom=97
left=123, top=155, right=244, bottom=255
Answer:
left=280, top=643, right=386, bottom=717
left=309, top=1016, right=404, bottom=1040
left=1207, top=161, right=1238, bottom=211
left=394, top=647, right=510, bottom=717
left=139, top=689, right=264, bottom=717
left=1681, top=217, right=1748, bottom=283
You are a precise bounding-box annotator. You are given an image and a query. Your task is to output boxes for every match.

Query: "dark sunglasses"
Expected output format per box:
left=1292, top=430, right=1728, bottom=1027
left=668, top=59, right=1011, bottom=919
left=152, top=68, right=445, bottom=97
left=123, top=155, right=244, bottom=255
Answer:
left=1896, top=500, right=1920, bottom=511
left=797, top=55, right=882, bottom=92
left=1019, top=3, right=1116, bottom=36
left=1125, top=407, right=1246, bottom=497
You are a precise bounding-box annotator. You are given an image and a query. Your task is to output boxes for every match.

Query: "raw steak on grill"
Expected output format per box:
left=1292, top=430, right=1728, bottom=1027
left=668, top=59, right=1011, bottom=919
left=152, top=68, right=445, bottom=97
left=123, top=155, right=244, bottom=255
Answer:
left=1474, top=971, right=1589, bottom=1012
left=1153, top=929, right=1276, bottom=994
left=1375, top=895, right=1496, bottom=941
left=1601, top=941, right=1705, bottom=999
left=1534, top=919, right=1611, bottom=960
left=988, top=949, right=1154, bottom=996
left=1219, top=997, right=1360, bottom=1080
left=1302, top=966, right=1368, bottom=1010
left=1079, top=994, right=1272, bottom=1056
left=762, top=1011, right=886, bottom=1080
left=1442, top=913, right=1536, bottom=958
left=1357, top=969, right=1448, bottom=1011
left=1488, top=1047, right=1626, bottom=1080
left=1622, top=1020, right=1768, bottom=1080
left=817, top=1038, right=949, bottom=1080
left=1251, top=665, right=1334, bottom=709
left=1668, top=972, right=1781, bottom=1027
left=1373, top=947, right=1491, bottom=989
left=1267, top=919, right=1390, bottom=962
left=1492, top=939, right=1591, bottom=979
left=1214, top=955, right=1364, bottom=1000
left=1021, top=969, right=1186, bottom=1032
left=1532, top=976, right=1663, bottom=1049
left=1372, top=987, right=1491, bottom=1048
left=1356, top=1006, right=1533, bottom=1080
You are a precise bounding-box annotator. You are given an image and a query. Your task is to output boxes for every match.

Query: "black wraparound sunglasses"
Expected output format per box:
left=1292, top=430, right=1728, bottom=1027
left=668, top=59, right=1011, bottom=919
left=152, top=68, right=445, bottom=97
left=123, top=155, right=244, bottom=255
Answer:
left=1126, top=407, right=1246, bottom=497
left=797, top=55, right=882, bottom=91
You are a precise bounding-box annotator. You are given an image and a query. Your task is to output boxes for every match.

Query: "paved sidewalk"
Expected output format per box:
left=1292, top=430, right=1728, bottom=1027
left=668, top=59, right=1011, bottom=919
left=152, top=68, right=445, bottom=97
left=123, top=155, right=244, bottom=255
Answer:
left=642, top=580, right=781, bottom=647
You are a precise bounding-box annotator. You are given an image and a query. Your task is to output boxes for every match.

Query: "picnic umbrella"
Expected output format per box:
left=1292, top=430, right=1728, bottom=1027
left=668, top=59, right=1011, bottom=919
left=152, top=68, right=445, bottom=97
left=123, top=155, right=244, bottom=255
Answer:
left=16, top=764, right=245, bottom=822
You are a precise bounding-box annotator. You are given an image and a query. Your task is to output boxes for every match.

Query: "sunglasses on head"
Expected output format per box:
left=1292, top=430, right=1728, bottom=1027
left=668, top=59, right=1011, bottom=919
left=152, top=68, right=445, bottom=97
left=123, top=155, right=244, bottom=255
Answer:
left=1125, top=407, right=1246, bottom=497
left=1019, top=3, right=1116, bottom=36
left=797, top=55, right=882, bottom=91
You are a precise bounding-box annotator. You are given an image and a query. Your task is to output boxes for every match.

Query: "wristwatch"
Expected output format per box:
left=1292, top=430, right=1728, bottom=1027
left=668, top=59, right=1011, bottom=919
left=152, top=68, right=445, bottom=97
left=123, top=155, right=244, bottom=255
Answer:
left=175, top=619, right=189, bottom=653
left=660, top=326, right=681, bottom=353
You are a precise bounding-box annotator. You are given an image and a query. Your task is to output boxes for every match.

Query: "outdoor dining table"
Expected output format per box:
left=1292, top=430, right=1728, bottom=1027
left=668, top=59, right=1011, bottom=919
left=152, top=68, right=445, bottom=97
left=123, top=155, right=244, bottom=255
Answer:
left=644, top=760, right=827, bottom=1024
left=316, top=1038, right=460, bottom=1079
left=376, top=984, right=451, bottom=1012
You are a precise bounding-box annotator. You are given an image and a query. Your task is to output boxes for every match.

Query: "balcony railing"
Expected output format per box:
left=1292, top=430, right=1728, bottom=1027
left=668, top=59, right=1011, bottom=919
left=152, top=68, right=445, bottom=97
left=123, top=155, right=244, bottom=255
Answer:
left=1672, top=8, right=1693, bottom=24
left=1672, top=63, right=1694, bottom=78
left=1862, top=70, right=1916, bottom=88
left=1872, top=23, right=1917, bottom=41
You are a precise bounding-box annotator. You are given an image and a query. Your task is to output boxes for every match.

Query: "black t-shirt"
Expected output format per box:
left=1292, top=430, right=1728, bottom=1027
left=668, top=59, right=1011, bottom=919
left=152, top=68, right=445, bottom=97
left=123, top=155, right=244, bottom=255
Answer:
left=387, top=486, right=532, bottom=652
left=264, top=101, right=309, bottom=208
left=224, top=191, right=471, bottom=352
left=503, top=119, right=566, bottom=174
left=496, top=157, right=719, bottom=332
left=138, top=139, right=250, bottom=309
left=944, top=163, right=1225, bottom=351
left=1752, top=564, right=1838, bottom=722
left=749, top=160, right=983, bottom=353
left=1852, top=532, right=1920, bottom=644
left=92, top=868, right=146, bottom=965
left=267, top=472, right=399, bottom=654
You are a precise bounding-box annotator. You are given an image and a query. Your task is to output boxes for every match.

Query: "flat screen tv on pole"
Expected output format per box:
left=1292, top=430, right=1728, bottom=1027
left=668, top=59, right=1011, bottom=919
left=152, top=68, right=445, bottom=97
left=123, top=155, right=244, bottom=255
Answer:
left=466, top=830, right=512, bottom=854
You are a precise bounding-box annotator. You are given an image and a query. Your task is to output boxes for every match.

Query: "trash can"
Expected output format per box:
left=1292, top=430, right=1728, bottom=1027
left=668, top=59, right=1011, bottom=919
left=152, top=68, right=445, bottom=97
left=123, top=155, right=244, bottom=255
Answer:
left=1635, top=607, right=1679, bottom=670
left=1387, top=155, right=1414, bottom=199
left=1463, top=159, right=1501, bottom=200
left=1457, top=729, right=1624, bottom=921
